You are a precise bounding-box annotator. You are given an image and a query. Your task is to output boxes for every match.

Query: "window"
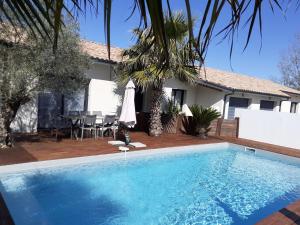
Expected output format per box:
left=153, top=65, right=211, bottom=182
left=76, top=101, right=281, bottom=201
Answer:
left=228, top=97, right=249, bottom=119
left=260, top=100, right=275, bottom=111
left=171, top=89, right=185, bottom=109
left=290, top=102, right=298, bottom=113
left=229, top=97, right=249, bottom=108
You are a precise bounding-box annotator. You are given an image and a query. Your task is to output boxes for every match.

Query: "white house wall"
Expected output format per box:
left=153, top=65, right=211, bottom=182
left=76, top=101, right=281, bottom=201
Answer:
left=224, top=92, right=284, bottom=119
left=163, top=79, right=197, bottom=110
left=280, top=101, right=291, bottom=113
left=163, top=79, right=225, bottom=114
left=235, top=108, right=300, bottom=149
left=10, top=60, right=300, bottom=132
left=194, top=86, right=224, bottom=114
left=86, top=63, right=123, bottom=115
left=286, top=94, right=300, bottom=113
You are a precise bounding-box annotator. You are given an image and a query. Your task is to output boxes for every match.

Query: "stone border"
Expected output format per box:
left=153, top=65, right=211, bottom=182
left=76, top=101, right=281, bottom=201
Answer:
left=0, top=142, right=229, bottom=175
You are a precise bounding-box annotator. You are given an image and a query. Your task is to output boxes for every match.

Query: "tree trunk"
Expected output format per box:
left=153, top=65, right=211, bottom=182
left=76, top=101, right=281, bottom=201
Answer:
left=0, top=102, right=19, bottom=148
left=0, top=114, right=8, bottom=148
left=162, top=114, right=178, bottom=134
left=149, top=85, right=163, bottom=136
left=0, top=111, right=12, bottom=148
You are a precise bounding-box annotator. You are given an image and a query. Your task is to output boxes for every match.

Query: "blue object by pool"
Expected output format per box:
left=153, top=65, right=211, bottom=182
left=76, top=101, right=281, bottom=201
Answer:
left=0, top=145, right=300, bottom=225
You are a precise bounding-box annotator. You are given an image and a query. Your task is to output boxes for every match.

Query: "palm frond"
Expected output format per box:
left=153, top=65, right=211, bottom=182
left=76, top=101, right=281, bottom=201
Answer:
left=0, top=0, right=289, bottom=62
left=190, top=105, right=221, bottom=128
left=117, top=11, right=199, bottom=90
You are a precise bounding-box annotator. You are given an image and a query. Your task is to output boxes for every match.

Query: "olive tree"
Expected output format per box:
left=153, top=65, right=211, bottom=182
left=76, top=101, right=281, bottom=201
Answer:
left=279, top=35, right=300, bottom=90
left=0, top=20, right=90, bottom=148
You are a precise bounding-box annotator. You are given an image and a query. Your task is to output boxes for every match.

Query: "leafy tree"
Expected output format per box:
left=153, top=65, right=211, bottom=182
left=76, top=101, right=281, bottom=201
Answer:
left=117, top=12, right=198, bottom=136
left=0, top=19, right=90, bottom=147
left=279, top=35, right=300, bottom=90
left=0, top=0, right=292, bottom=64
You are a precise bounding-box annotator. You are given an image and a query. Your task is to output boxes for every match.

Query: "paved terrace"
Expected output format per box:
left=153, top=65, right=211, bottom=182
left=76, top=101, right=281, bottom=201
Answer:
left=0, top=131, right=299, bottom=225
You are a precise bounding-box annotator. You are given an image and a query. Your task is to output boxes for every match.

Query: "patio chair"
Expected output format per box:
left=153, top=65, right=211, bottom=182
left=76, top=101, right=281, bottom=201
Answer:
left=93, top=111, right=103, bottom=117
left=93, top=111, right=103, bottom=125
left=52, top=115, right=72, bottom=141
left=98, top=115, right=118, bottom=139
left=80, top=115, right=97, bottom=141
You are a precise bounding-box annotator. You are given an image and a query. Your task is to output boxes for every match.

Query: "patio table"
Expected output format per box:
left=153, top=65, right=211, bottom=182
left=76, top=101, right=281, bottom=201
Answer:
left=61, top=114, right=119, bottom=140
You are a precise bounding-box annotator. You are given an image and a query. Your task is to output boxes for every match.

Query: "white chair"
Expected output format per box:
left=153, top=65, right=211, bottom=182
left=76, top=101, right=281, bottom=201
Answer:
left=93, top=111, right=103, bottom=125
left=98, top=115, right=118, bottom=139
left=80, top=115, right=97, bottom=141
left=93, top=111, right=103, bottom=117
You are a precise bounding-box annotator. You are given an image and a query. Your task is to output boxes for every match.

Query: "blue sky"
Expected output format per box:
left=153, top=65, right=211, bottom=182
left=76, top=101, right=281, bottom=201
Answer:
left=78, top=0, right=300, bottom=81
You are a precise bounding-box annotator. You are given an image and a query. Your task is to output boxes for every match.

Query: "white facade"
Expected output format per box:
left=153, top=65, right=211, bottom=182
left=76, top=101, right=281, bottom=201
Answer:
left=236, top=108, right=300, bottom=149
left=223, top=92, right=286, bottom=119
left=10, top=60, right=300, bottom=133
left=85, top=63, right=123, bottom=115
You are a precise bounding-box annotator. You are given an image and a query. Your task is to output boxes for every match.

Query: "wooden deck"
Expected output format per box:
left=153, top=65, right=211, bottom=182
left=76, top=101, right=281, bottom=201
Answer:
left=256, top=200, right=300, bottom=225
left=218, top=136, right=300, bottom=158
left=0, top=132, right=299, bottom=225
left=0, top=132, right=222, bottom=166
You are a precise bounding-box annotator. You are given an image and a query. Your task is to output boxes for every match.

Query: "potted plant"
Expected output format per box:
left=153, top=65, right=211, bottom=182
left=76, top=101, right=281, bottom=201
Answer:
left=162, top=99, right=180, bottom=133
left=190, top=105, right=221, bottom=139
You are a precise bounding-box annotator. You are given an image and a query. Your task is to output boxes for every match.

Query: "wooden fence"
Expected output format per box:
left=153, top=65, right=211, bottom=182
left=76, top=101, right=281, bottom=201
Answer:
left=214, top=118, right=239, bottom=138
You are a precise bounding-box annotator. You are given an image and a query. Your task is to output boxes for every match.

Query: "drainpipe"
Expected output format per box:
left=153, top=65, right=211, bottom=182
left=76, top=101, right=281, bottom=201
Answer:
left=222, top=91, right=234, bottom=118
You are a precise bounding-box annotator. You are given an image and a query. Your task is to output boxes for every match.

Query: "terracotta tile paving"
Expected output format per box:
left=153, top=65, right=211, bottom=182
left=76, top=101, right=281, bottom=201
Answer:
left=0, top=132, right=300, bottom=225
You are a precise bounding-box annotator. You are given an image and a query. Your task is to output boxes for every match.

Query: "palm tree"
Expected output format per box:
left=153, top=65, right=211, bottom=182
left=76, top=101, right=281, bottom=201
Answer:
left=117, top=12, right=199, bottom=136
left=0, top=0, right=291, bottom=63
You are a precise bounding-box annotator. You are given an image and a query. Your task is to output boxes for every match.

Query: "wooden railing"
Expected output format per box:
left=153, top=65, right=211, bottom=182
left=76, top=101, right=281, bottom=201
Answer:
left=214, top=118, right=239, bottom=138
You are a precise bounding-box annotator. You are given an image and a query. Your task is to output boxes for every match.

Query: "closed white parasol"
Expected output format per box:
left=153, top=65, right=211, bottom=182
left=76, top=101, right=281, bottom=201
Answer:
left=119, top=80, right=136, bottom=128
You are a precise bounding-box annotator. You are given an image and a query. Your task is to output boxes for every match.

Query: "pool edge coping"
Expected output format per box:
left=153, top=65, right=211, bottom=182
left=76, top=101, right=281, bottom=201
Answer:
left=0, top=142, right=230, bottom=175
left=1, top=141, right=300, bottom=225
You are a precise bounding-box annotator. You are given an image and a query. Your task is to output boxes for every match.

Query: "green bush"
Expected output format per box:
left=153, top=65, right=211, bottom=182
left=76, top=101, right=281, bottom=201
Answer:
left=190, top=105, right=221, bottom=137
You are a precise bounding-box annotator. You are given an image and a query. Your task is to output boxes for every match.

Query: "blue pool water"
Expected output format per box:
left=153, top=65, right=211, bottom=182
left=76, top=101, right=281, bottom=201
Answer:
left=1, top=145, right=300, bottom=225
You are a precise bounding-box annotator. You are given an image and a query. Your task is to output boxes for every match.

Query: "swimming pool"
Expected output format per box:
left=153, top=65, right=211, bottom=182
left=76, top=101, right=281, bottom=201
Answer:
left=0, top=143, right=299, bottom=225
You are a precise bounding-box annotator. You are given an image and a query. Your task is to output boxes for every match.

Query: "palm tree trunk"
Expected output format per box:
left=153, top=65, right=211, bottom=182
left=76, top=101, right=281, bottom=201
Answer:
left=149, top=85, right=163, bottom=136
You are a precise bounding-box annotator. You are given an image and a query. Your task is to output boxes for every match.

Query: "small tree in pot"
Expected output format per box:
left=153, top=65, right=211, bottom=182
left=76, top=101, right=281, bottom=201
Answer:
left=162, top=99, right=180, bottom=134
left=190, top=105, right=221, bottom=139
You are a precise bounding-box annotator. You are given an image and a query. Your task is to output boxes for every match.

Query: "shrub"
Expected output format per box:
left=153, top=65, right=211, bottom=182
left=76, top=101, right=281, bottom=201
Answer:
left=166, top=99, right=180, bottom=117
left=190, top=105, right=221, bottom=138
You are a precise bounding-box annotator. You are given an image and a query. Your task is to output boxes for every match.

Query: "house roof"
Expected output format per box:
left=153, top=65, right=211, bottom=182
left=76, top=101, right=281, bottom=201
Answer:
left=80, top=39, right=123, bottom=63
left=198, top=67, right=300, bottom=97
left=80, top=39, right=300, bottom=98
